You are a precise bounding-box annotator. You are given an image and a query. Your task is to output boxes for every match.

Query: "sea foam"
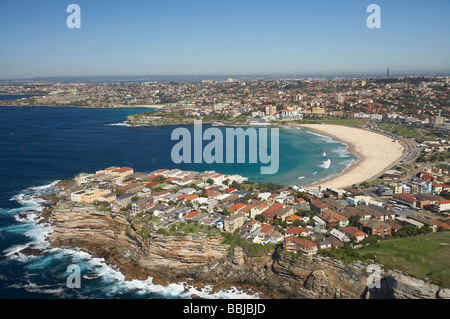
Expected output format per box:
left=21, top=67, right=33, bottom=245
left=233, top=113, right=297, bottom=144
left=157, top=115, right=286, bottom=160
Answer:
left=3, top=180, right=259, bottom=299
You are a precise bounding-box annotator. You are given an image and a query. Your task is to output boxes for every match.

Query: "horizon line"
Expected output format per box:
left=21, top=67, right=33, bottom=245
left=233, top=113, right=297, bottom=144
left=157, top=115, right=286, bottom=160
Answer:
left=2, top=70, right=450, bottom=82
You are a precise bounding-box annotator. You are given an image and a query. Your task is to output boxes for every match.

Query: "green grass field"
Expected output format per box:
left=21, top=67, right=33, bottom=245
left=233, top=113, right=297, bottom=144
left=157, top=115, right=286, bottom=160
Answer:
left=377, top=123, right=422, bottom=138
left=358, top=232, right=450, bottom=287
left=299, top=117, right=368, bottom=128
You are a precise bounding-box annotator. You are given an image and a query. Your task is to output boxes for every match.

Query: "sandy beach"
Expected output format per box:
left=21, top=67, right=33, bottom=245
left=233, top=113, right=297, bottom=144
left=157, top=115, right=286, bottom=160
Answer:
left=295, top=124, right=405, bottom=190
left=127, top=104, right=167, bottom=108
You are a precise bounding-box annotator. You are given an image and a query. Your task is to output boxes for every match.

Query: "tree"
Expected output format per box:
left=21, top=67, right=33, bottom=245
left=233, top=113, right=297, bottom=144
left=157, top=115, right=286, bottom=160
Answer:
left=349, top=215, right=361, bottom=227
left=255, top=214, right=265, bottom=222
left=361, top=235, right=381, bottom=246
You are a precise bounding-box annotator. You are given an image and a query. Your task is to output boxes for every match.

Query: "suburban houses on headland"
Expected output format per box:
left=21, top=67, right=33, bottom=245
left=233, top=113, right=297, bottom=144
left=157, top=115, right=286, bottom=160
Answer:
left=68, top=165, right=450, bottom=257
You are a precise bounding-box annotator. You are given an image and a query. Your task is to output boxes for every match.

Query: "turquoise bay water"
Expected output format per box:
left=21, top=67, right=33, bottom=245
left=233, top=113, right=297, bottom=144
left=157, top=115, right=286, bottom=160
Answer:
left=0, top=105, right=355, bottom=299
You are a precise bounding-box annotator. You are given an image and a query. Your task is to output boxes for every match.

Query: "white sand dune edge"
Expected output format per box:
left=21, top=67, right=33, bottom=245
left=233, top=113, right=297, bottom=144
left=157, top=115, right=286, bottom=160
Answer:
left=295, top=124, right=405, bottom=190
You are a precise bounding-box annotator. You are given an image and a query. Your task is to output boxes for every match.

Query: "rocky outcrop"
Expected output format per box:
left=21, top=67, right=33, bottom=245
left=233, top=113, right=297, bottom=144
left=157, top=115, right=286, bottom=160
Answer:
left=47, top=200, right=448, bottom=299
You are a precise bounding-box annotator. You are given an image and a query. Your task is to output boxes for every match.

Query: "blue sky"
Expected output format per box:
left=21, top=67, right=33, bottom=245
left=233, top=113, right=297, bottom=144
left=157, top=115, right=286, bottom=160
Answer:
left=0, top=0, right=449, bottom=79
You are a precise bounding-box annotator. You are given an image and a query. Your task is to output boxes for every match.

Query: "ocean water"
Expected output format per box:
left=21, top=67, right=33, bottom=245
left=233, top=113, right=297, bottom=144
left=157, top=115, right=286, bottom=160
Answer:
left=0, top=105, right=356, bottom=299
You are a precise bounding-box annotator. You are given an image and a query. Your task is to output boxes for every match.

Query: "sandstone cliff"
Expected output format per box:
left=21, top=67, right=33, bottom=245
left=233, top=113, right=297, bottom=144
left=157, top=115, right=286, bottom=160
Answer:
left=47, top=200, right=448, bottom=299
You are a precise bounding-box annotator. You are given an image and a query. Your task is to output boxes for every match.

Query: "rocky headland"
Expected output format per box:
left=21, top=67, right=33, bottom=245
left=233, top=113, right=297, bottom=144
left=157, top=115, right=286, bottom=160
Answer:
left=39, top=182, right=449, bottom=299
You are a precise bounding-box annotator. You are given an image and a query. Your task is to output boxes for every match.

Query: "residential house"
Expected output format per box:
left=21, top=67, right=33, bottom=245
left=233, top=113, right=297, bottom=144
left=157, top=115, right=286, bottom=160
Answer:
left=319, top=213, right=338, bottom=229
left=329, top=229, right=351, bottom=243
left=341, top=226, right=369, bottom=243
left=310, top=199, right=333, bottom=213
left=183, top=211, right=201, bottom=221
left=312, top=215, right=327, bottom=229
left=283, top=236, right=318, bottom=256
left=285, top=226, right=310, bottom=237
left=228, top=202, right=247, bottom=213
left=262, top=203, right=285, bottom=222
left=131, top=197, right=154, bottom=215
left=246, top=224, right=275, bottom=244
left=296, top=197, right=310, bottom=211
left=276, top=206, right=295, bottom=221
left=245, top=220, right=262, bottom=233
left=358, top=220, right=392, bottom=237
left=112, top=167, right=134, bottom=180
left=321, top=208, right=349, bottom=227
left=224, top=213, right=246, bottom=233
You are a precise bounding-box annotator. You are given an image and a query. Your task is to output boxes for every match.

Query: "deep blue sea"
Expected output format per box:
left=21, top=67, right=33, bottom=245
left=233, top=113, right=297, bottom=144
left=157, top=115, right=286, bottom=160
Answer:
left=0, top=104, right=356, bottom=299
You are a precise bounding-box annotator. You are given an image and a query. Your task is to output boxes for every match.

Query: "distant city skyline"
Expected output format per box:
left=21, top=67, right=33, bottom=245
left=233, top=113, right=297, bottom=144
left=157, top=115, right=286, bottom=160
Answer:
left=0, top=0, right=449, bottom=80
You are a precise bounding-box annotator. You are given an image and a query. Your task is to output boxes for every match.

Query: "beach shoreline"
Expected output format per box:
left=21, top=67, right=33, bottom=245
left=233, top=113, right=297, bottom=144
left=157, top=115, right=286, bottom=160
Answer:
left=127, top=104, right=167, bottom=108
left=292, top=123, right=405, bottom=190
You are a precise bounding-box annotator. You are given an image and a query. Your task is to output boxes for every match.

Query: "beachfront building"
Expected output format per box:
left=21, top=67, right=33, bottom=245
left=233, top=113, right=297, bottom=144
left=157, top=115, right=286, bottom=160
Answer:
left=433, top=200, right=450, bottom=213
left=346, top=196, right=383, bottom=207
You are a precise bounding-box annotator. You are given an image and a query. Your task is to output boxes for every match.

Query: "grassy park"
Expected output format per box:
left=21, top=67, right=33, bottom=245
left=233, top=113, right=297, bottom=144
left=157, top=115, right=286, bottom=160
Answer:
left=358, top=232, right=450, bottom=287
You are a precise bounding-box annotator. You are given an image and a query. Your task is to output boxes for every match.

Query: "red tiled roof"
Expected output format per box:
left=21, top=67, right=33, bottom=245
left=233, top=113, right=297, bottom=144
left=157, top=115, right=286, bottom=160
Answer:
left=176, top=194, right=190, bottom=201
left=184, top=211, right=200, bottom=219
left=394, top=193, right=417, bottom=202
left=185, top=195, right=199, bottom=201
left=145, top=181, right=160, bottom=187
left=263, top=203, right=284, bottom=216
left=432, top=220, right=450, bottom=229
left=229, top=203, right=246, bottom=211
left=284, top=236, right=317, bottom=248
left=341, top=226, right=367, bottom=238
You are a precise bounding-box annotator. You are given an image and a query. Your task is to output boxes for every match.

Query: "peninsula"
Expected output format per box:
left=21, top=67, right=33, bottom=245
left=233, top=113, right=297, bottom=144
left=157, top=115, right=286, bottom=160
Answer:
left=34, top=165, right=450, bottom=298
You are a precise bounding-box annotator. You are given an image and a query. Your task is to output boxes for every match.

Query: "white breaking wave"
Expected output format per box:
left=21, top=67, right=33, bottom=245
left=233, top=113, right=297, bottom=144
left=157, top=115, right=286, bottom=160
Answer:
left=305, top=130, right=336, bottom=144
left=3, top=180, right=260, bottom=299
left=331, top=148, right=351, bottom=158
left=319, top=159, right=331, bottom=169
left=105, top=121, right=130, bottom=127
left=298, top=176, right=305, bottom=180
